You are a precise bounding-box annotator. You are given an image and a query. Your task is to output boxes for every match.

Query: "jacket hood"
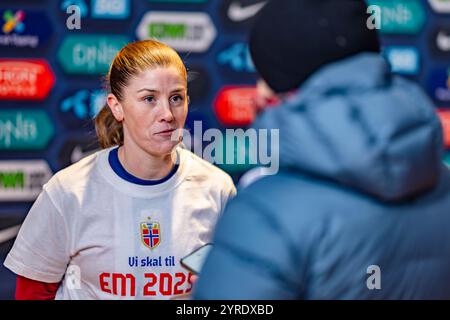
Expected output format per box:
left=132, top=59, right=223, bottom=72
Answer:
left=254, top=53, right=443, bottom=201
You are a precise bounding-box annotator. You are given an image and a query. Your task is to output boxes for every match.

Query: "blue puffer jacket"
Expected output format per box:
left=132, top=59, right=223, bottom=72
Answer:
left=194, top=53, right=450, bottom=299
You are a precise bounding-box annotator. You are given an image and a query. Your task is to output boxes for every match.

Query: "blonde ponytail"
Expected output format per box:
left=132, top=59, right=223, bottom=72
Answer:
left=94, top=104, right=123, bottom=149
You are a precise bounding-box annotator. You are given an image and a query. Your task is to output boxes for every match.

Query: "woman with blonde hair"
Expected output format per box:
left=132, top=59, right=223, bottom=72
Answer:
left=4, top=39, right=236, bottom=300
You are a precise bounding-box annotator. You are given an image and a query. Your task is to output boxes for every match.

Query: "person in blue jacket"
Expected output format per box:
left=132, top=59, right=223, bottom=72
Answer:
left=193, top=0, right=450, bottom=299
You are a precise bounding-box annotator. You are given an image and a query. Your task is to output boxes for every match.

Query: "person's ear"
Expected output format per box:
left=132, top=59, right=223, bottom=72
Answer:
left=255, top=78, right=281, bottom=110
left=107, top=93, right=124, bottom=122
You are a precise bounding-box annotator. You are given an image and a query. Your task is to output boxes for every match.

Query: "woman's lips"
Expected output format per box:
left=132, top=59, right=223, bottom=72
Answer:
left=155, top=128, right=176, bottom=137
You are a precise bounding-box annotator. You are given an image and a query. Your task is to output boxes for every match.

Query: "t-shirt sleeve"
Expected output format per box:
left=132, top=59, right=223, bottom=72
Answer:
left=3, top=188, right=70, bottom=283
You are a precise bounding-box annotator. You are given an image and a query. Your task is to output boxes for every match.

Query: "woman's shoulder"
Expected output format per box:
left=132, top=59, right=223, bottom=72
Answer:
left=44, top=148, right=107, bottom=194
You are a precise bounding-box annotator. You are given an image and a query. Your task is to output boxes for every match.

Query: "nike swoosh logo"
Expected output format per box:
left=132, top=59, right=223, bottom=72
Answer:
left=0, top=225, right=21, bottom=244
left=437, top=31, right=450, bottom=51
left=228, top=1, right=267, bottom=22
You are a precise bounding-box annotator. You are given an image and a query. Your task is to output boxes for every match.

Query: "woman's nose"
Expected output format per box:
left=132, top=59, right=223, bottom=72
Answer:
left=158, top=101, right=175, bottom=122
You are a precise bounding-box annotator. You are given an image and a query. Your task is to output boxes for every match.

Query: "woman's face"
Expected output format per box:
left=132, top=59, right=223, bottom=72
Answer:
left=108, top=66, right=188, bottom=157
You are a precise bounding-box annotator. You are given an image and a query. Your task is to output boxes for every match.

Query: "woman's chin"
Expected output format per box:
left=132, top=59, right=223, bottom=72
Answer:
left=146, top=141, right=179, bottom=158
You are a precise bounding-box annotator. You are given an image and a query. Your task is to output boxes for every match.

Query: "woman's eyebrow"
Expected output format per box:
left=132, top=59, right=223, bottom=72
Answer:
left=137, top=88, right=158, bottom=93
left=171, top=88, right=186, bottom=93
left=136, top=88, right=186, bottom=93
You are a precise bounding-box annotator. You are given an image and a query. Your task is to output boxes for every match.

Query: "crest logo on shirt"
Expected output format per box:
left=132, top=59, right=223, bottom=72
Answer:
left=140, top=221, right=161, bottom=250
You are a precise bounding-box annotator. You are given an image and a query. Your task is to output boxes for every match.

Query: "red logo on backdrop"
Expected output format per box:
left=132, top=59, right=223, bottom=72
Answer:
left=213, top=86, right=257, bottom=126
left=436, top=108, right=450, bottom=148
left=0, top=59, right=55, bottom=100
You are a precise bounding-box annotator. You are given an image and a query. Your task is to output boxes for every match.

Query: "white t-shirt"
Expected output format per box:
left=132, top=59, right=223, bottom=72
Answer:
left=4, top=146, right=236, bottom=300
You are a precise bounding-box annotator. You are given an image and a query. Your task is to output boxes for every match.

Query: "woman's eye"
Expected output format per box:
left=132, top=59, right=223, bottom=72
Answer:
left=144, top=96, right=155, bottom=103
left=171, top=95, right=184, bottom=104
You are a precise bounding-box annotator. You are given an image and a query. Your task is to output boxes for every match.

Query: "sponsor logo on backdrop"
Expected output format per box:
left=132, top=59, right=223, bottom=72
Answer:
left=217, top=42, right=255, bottom=73
left=220, top=0, right=266, bottom=29
left=60, top=89, right=106, bottom=120
left=436, top=108, right=450, bottom=149
left=0, top=59, right=55, bottom=101
left=367, top=0, right=425, bottom=34
left=2, top=10, right=25, bottom=34
left=428, top=68, right=450, bottom=102
left=58, top=35, right=129, bottom=74
left=61, top=0, right=130, bottom=19
left=430, top=27, right=450, bottom=56
left=383, top=46, right=420, bottom=75
left=428, top=0, right=450, bottom=13
left=214, top=86, right=257, bottom=126
left=0, top=9, right=52, bottom=48
left=0, top=160, right=52, bottom=201
left=58, top=137, right=100, bottom=169
left=59, top=89, right=106, bottom=129
left=136, top=12, right=216, bottom=52
left=227, top=0, right=267, bottom=22
left=0, top=110, right=54, bottom=150
left=92, top=0, right=130, bottom=19
left=437, top=30, right=450, bottom=51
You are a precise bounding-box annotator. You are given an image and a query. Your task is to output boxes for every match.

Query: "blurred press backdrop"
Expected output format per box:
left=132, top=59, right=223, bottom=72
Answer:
left=1, top=0, right=450, bottom=299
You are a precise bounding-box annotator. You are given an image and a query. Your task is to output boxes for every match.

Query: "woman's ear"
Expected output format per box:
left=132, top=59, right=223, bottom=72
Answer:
left=107, top=93, right=124, bottom=122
